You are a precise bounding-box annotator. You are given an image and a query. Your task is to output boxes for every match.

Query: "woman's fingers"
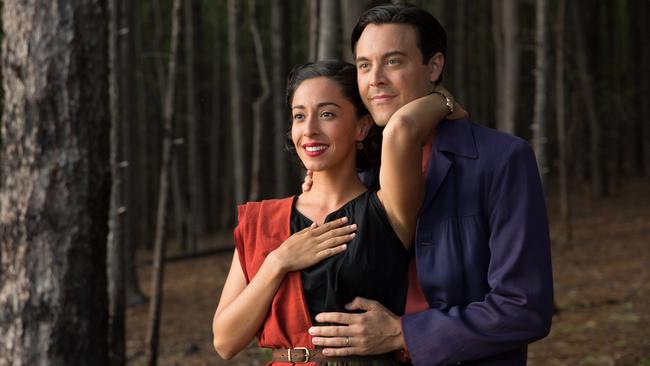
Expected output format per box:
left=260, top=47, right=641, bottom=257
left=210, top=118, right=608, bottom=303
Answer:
left=318, top=224, right=357, bottom=241
left=316, top=243, right=348, bottom=260
left=310, top=217, right=349, bottom=236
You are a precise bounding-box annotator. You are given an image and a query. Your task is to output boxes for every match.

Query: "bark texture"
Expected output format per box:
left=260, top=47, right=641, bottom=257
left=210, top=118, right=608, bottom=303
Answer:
left=0, top=1, right=110, bottom=365
left=532, top=0, right=548, bottom=186
left=145, top=0, right=182, bottom=364
left=492, top=0, right=519, bottom=134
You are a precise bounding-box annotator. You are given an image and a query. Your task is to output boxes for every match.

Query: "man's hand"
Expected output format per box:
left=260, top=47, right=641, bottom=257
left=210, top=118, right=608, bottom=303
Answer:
left=302, top=170, right=313, bottom=192
left=309, top=297, right=405, bottom=356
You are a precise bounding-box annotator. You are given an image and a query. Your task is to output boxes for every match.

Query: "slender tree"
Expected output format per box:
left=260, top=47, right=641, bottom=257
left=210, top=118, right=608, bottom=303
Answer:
left=318, top=0, right=341, bottom=60
left=532, top=0, right=549, bottom=186
left=308, top=0, right=320, bottom=61
left=121, top=0, right=147, bottom=308
left=555, top=0, right=571, bottom=243
left=453, top=0, right=467, bottom=105
left=341, top=0, right=371, bottom=63
left=492, top=0, right=519, bottom=134
left=185, top=0, right=207, bottom=240
left=145, top=0, right=182, bottom=364
left=640, top=0, right=650, bottom=178
left=228, top=0, right=246, bottom=204
left=572, top=0, right=604, bottom=196
left=248, top=0, right=271, bottom=201
left=0, top=0, right=110, bottom=364
left=108, top=0, right=127, bottom=363
left=271, top=0, right=289, bottom=196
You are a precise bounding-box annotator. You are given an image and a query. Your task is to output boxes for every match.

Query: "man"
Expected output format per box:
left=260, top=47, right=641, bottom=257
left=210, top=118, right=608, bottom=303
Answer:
left=305, top=4, right=554, bottom=365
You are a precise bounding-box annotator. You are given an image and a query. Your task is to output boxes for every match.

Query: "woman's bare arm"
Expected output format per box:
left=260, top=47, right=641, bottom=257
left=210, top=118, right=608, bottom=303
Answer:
left=377, top=90, right=466, bottom=247
left=212, top=218, right=356, bottom=359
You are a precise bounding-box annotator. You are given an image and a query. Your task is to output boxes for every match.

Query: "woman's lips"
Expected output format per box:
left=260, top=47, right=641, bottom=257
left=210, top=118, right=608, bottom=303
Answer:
left=302, top=143, right=329, bottom=157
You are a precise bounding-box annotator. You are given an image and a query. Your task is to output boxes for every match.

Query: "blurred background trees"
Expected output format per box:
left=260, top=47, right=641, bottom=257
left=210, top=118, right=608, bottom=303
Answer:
left=1, top=0, right=649, bottom=364
left=116, top=0, right=650, bottom=253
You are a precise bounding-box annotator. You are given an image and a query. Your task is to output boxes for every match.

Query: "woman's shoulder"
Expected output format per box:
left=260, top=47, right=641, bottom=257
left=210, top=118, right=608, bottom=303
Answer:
left=236, top=196, right=295, bottom=228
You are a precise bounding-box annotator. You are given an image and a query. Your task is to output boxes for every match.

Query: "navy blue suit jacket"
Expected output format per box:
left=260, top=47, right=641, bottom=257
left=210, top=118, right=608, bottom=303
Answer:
left=399, top=119, right=554, bottom=365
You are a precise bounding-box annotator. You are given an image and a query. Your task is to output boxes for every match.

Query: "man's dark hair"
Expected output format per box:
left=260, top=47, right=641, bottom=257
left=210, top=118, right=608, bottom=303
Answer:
left=285, top=61, right=381, bottom=172
left=350, top=3, right=447, bottom=83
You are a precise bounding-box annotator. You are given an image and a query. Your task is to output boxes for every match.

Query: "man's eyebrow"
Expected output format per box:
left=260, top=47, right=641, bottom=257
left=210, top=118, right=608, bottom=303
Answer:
left=355, top=51, right=407, bottom=63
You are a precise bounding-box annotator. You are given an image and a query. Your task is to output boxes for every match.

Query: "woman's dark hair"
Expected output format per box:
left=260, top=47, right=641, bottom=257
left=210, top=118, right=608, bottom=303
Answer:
left=285, top=60, right=381, bottom=173
left=350, top=3, right=447, bottom=84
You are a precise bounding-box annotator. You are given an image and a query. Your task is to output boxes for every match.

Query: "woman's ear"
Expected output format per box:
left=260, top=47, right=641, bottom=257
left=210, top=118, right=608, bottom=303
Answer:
left=356, top=114, right=374, bottom=140
left=427, top=52, right=445, bottom=84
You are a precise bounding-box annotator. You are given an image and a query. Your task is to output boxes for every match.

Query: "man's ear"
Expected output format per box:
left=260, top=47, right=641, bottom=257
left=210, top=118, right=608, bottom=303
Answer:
left=427, top=52, right=445, bottom=83
left=356, top=114, right=374, bottom=140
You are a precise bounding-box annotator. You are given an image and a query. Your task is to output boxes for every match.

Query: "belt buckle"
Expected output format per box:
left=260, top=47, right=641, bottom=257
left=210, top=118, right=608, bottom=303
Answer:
left=288, top=347, right=310, bottom=363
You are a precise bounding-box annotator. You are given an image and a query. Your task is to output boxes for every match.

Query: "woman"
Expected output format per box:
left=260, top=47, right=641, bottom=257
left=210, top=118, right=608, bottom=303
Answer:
left=212, top=61, right=460, bottom=364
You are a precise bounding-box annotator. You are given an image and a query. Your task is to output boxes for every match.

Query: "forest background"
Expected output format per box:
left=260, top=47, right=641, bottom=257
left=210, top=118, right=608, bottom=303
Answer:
left=0, top=0, right=649, bottom=365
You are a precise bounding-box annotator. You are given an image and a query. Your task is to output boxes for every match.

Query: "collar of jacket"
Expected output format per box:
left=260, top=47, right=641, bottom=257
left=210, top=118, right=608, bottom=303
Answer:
left=435, top=119, right=478, bottom=159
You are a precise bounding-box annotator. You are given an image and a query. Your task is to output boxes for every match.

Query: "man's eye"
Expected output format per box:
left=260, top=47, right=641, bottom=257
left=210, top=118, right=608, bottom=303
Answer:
left=358, top=63, right=369, bottom=70
left=387, top=59, right=400, bottom=65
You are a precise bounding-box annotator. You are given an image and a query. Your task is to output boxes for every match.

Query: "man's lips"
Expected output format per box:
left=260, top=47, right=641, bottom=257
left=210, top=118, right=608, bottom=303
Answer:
left=370, top=94, right=396, bottom=104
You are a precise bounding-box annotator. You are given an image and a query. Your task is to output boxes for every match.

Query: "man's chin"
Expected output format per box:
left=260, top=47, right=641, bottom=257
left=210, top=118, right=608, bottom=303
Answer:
left=370, top=113, right=392, bottom=127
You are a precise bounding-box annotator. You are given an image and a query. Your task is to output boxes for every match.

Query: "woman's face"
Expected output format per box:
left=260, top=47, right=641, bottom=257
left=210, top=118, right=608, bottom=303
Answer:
left=291, top=77, right=369, bottom=173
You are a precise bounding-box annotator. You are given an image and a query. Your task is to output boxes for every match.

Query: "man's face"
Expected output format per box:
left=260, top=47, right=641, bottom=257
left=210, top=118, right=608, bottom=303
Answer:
left=355, top=23, right=441, bottom=126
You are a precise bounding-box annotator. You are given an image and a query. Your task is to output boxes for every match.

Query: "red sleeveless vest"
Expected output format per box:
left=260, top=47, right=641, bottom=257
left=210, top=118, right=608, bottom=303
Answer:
left=234, top=197, right=315, bottom=356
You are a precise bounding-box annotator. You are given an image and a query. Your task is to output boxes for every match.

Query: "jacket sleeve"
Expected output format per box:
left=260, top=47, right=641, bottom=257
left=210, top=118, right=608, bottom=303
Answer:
left=402, top=140, right=554, bottom=365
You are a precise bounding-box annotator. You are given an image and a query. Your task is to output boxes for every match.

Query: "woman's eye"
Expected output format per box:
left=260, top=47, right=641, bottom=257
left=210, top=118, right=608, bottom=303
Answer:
left=293, top=113, right=304, bottom=121
left=320, top=111, right=335, bottom=118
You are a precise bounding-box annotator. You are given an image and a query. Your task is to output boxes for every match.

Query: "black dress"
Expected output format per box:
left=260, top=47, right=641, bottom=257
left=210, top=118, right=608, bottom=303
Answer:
left=290, top=190, right=410, bottom=326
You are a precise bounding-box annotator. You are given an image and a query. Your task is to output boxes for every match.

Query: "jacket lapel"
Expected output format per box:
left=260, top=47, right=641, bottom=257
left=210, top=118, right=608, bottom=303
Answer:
left=421, top=119, right=478, bottom=210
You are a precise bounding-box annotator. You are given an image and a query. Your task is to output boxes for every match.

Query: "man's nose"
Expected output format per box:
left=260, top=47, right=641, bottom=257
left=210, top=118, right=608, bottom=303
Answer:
left=369, top=66, right=387, bottom=87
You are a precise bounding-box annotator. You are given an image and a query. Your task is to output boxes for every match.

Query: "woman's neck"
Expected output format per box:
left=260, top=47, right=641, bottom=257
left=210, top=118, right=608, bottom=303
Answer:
left=297, top=165, right=367, bottom=224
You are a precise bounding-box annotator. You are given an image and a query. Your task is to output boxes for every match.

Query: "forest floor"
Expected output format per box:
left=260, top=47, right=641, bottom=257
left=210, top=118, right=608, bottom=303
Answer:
left=126, top=180, right=650, bottom=366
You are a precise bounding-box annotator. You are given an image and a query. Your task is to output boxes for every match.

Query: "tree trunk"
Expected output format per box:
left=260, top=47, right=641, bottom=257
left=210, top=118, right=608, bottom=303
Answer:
left=145, top=0, right=182, bottom=364
left=0, top=1, right=110, bottom=364
left=453, top=0, right=466, bottom=104
left=492, top=0, right=519, bottom=134
left=341, top=0, right=371, bottom=62
left=271, top=0, right=289, bottom=197
left=210, top=7, right=224, bottom=229
left=532, top=0, right=548, bottom=187
left=318, top=0, right=340, bottom=60
left=309, top=0, right=320, bottom=61
left=571, top=0, right=604, bottom=196
left=641, top=0, right=650, bottom=178
left=134, top=0, right=153, bottom=253
left=248, top=0, right=271, bottom=201
left=228, top=0, right=246, bottom=204
left=108, top=0, right=127, bottom=364
left=120, top=0, right=146, bottom=309
left=185, top=0, right=207, bottom=240
left=555, top=0, right=571, bottom=243
left=171, top=154, right=189, bottom=251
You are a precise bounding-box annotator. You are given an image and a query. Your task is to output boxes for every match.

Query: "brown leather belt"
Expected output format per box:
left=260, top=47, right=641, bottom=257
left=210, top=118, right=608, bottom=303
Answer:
left=270, top=347, right=393, bottom=363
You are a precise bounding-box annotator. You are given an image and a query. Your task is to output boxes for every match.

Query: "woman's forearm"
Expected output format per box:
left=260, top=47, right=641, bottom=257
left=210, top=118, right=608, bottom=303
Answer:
left=385, top=92, right=450, bottom=146
left=212, top=252, right=287, bottom=359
